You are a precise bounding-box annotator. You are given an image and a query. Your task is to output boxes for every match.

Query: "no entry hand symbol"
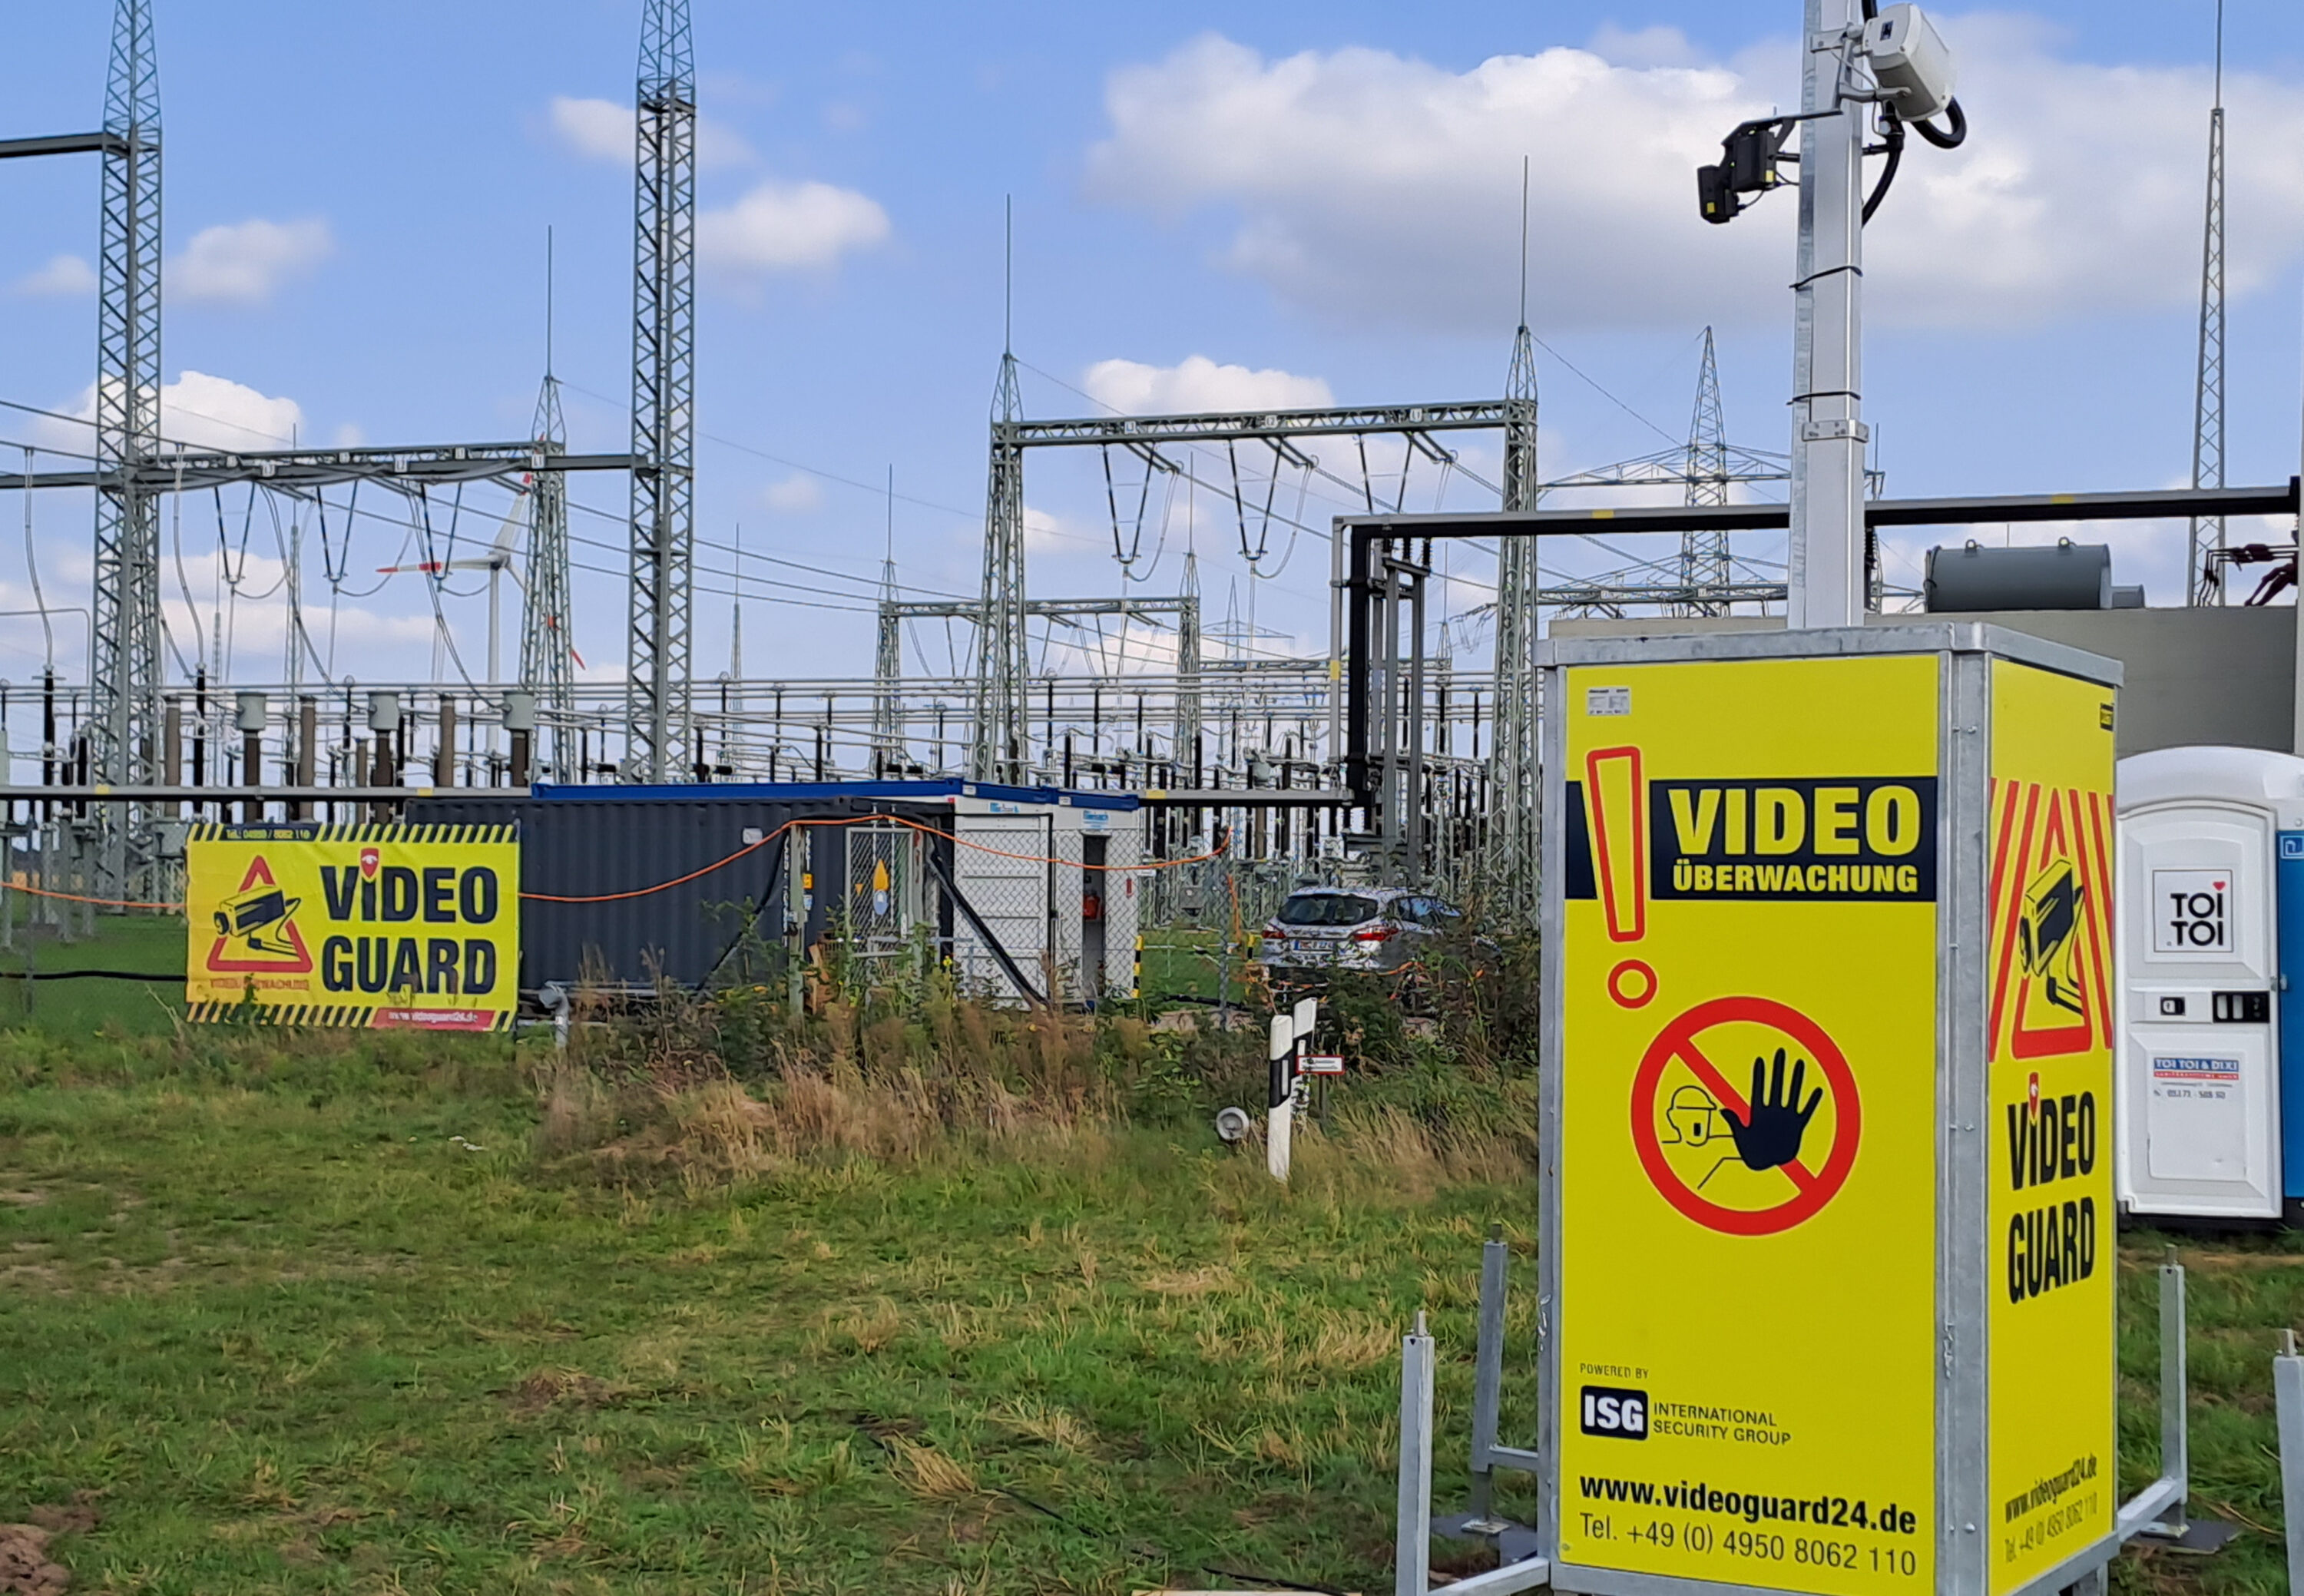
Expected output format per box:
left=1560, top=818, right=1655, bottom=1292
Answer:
left=1630, top=995, right=1861, bottom=1236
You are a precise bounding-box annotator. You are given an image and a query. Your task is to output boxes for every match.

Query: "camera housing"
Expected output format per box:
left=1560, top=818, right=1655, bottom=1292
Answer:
left=1863, top=3, right=1956, bottom=122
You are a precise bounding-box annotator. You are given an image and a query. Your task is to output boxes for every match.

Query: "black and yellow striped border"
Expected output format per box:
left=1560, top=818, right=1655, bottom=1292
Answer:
left=185, top=999, right=513, bottom=1031
left=187, top=822, right=518, bottom=844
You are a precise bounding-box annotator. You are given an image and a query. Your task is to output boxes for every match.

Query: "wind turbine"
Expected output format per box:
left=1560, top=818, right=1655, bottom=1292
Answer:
left=377, top=492, right=528, bottom=686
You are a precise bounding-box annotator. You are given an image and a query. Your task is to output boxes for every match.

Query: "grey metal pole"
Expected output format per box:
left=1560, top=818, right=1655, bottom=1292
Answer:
left=1468, top=1222, right=1509, bottom=1525
left=1396, top=1310, right=1434, bottom=1596
left=786, top=826, right=806, bottom=1016
left=2276, top=1329, right=2304, bottom=1591
left=2158, top=1249, right=2192, bottom=1535
left=1405, top=567, right=1427, bottom=886
left=1788, top=0, right=1869, bottom=627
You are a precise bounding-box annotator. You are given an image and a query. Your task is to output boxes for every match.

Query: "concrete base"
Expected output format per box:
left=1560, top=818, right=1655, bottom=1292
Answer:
left=1435, top=1510, right=1544, bottom=1568
left=2135, top=1515, right=2245, bottom=1555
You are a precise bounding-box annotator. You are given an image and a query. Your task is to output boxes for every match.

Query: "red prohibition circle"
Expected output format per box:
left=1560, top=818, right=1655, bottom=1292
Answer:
left=1630, top=995, right=1861, bottom=1237
left=1607, top=959, right=1658, bottom=1009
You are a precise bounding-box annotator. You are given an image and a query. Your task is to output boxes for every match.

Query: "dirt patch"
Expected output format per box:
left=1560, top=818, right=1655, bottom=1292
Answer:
left=25, top=1495, right=100, bottom=1538
left=0, top=1522, right=70, bottom=1594
left=508, top=1368, right=624, bottom=1412
left=1137, top=1264, right=1239, bottom=1296
left=2163, top=1250, right=2304, bottom=1271
left=0, top=1264, right=68, bottom=1295
left=0, top=1191, right=45, bottom=1207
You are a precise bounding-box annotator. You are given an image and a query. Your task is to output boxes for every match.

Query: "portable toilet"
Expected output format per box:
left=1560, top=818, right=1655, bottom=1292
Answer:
left=2114, top=746, right=2304, bottom=1225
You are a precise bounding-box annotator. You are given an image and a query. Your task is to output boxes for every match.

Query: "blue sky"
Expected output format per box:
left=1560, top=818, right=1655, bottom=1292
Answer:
left=0, top=1, right=2299, bottom=702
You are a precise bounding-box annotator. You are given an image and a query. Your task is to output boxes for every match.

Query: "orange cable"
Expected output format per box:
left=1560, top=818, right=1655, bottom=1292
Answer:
left=7, top=810, right=1225, bottom=913
left=8, top=881, right=185, bottom=910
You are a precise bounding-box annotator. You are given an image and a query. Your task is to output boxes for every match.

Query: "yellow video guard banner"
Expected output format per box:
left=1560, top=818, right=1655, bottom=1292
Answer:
left=185, top=823, right=520, bottom=1031
left=1985, top=662, right=2117, bottom=1593
left=1558, top=655, right=1939, bottom=1594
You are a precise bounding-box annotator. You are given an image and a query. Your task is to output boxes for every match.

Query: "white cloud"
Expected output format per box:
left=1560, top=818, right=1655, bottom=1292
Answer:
left=1024, top=505, right=1092, bottom=554
left=1085, top=22, right=2304, bottom=331
left=40, top=370, right=306, bottom=455
left=1082, top=354, right=1333, bottom=416
left=1585, top=23, right=1703, bottom=70
left=763, top=473, right=824, bottom=513
left=172, top=217, right=333, bottom=305
left=550, top=94, right=631, bottom=161
left=161, top=371, right=306, bottom=450
left=13, top=253, right=94, bottom=296
left=700, top=179, right=891, bottom=275
left=547, top=94, right=756, bottom=167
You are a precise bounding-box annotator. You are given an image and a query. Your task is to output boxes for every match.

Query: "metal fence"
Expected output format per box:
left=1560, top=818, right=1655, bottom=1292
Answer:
left=2, top=820, right=108, bottom=949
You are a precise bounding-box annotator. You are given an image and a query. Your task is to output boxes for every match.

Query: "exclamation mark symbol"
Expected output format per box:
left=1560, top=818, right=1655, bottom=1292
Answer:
left=1585, top=747, right=1647, bottom=942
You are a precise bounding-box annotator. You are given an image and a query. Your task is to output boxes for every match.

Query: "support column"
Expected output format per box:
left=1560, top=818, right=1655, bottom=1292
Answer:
left=1787, top=0, right=1869, bottom=630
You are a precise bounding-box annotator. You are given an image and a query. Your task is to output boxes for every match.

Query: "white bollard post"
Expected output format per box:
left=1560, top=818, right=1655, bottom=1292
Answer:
left=1396, top=1309, right=1434, bottom=1596
left=1266, top=1010, right=1296, bottom=1182
left=2277, top=1329, right=2304, bottom=1591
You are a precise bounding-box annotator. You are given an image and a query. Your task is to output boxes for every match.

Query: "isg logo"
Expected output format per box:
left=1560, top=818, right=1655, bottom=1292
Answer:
left=1581, top=1384, right=1648, bottom=1440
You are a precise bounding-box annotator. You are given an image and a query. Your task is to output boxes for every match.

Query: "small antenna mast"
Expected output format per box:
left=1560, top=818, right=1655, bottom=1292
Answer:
left=1518, top=154, right=1531, bottom=328
left=1003, top=194, right=1014, bottom=355
left=545, top=225, right=555, bottom=379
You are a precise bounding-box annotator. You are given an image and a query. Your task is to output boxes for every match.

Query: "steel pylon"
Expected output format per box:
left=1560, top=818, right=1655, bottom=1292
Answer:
left=2188, top=87, right=2227, bottom=605
left=624, top=0, right=696, bottom=777
left=1484, top=321, right=1541, bottom=925
left=1677, top=327, right=1733, bottom=615
left=970, top=349, right=1030, bottom=783
left=873, top=539, right=903, bottom=770
left=521, top=373, right=575, bottom=780
left=91, top=0, right=163, bottom=895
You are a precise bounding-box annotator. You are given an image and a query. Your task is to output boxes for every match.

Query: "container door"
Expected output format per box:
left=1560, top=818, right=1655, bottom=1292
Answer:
left=1080, top=834, right=1108, bottom=998
left=952, top=813, right=1051, bottom=1002
left=2279, top=831, right=2304, bottom=1214
left=2118, top=800, right=2279, bottom=1219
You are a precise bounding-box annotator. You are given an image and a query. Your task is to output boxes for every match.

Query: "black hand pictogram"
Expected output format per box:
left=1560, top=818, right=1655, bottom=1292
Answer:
left=1723, top=1048, right=1823, bottom=1172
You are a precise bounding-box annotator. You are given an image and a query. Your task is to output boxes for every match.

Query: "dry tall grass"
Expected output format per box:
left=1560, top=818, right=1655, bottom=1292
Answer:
left=533, top=983, right=1539, bottom=1196
left=535, top=992, right=1136, bottom=1183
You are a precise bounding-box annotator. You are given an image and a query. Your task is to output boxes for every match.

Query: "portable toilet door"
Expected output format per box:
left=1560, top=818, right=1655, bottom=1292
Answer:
left=2114, top=746, right=2304, bottom=1223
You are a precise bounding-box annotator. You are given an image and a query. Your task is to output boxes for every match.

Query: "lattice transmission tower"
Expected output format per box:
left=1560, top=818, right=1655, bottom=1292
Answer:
left=970, top=202, right=1031, bottom=783
left=520, top=369, right=574, bottom=780
left=1677, top=327, right=1732, bottom=617
left=624, top=0, right=697, bottom=777
left=2189, top=3, right=2226, bottom=606
left=1485, top=319, right=1541, bottom=925
left=91, top=0, right=164, bottom=889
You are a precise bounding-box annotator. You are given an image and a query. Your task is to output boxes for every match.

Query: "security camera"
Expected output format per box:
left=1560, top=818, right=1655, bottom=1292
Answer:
left=1864, top=4, right=1956, bottom=123
left=1696, top=2, right=1963, bottom=227
left=1697, top=117, right=1795, bottom=225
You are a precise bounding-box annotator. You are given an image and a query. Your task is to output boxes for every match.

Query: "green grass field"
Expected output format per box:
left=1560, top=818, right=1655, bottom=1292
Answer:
left=0, top=986, right=2299, bottom=1592
left=0, top=910, right=187, bottom=1038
